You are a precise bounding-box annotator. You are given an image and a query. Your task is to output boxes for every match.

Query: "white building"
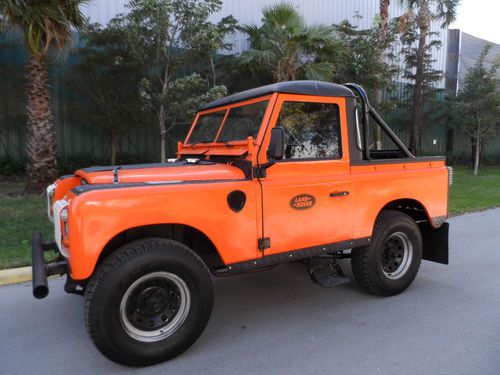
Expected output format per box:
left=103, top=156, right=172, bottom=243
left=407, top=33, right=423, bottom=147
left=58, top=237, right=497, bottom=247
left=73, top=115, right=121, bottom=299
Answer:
left=82, top=0, right=449, bottom=87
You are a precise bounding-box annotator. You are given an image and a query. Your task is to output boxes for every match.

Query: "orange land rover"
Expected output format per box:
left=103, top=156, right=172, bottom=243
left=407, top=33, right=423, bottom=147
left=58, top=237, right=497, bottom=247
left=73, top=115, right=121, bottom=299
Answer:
left=32, top=81, right=451, bottom=366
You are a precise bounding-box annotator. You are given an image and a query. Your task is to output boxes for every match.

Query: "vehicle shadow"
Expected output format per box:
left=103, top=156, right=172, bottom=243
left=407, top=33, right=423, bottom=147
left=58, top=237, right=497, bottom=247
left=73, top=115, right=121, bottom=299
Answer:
left=201, top=261, right=376, bottom=340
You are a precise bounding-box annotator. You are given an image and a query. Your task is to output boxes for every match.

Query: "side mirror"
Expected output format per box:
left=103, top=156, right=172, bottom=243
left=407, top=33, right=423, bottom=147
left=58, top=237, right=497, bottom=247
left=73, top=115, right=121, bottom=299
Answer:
left=267, top=126, right=285, bottom=160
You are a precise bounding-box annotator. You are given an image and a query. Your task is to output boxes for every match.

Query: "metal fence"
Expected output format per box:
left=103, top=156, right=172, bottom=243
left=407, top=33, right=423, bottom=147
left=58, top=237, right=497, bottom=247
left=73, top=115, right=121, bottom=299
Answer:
left=0, top=34, right=189, bottom=166
left=1, top=35, right=499, bottom=167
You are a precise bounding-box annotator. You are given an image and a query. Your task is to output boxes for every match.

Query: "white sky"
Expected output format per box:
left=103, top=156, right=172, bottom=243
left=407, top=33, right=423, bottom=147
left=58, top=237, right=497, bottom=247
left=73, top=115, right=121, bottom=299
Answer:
left=449, top=0, right=500, bottom=44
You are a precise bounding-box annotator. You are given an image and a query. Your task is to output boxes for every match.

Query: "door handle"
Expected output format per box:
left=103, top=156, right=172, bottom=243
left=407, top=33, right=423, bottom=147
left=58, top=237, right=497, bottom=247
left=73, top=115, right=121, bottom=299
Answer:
left=329, top=191, right=349, bottom=197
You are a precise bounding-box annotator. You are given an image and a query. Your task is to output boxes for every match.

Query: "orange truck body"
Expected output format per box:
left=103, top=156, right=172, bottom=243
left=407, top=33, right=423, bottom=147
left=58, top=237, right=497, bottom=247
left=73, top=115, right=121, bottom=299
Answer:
left=43, top=81, right=449, bottom=282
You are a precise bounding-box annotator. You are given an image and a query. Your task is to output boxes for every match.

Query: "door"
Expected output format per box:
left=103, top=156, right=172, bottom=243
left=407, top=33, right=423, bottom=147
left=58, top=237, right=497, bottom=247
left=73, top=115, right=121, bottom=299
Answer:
left=259, top=95, right=353, bottom=255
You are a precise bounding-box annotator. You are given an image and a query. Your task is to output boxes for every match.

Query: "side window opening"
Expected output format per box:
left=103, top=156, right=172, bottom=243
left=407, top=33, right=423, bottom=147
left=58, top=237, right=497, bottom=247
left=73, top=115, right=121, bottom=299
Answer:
left=355, top=106, right=409, bottom=160
left=367, top=112, right=408, bottom=159
left=275, top=101, right=342, bottom=160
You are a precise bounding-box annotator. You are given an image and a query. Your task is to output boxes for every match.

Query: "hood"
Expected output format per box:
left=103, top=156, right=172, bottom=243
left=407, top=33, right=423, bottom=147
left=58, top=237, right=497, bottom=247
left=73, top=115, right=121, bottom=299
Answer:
left=75, top=161, right=246, bottom=185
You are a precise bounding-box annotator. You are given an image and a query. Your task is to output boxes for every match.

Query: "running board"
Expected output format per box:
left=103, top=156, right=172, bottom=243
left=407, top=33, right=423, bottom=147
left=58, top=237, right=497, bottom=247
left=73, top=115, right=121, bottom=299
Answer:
left=215, top=237, right=371, bottom=276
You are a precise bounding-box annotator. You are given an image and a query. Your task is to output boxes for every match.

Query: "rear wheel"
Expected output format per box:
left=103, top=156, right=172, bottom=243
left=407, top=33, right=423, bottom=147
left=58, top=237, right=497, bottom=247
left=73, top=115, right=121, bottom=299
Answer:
left=84, top=238, right=213, bottom=366
left=351, top=210, right=422, bottom=296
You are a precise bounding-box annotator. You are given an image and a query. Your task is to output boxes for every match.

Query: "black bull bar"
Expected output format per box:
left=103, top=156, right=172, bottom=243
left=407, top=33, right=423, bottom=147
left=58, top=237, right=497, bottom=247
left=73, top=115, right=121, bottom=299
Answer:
left=31, top=231, right=67, bottom=299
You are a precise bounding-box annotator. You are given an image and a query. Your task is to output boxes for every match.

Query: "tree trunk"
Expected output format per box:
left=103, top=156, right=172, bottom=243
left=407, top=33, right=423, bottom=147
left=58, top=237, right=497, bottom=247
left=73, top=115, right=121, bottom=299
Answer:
left=210, top=56, right=216, bottom=86
left=409, top=6, right=429, bottom=156
left=159, top=104, right=167, bottom=163
left=470, top=136, right=476, bottom=169
left=375, top=0, right=390, bottom=150
left=110, top=129, right=118, bottom=166
left=473, top=131, right=480, bottom=176
left=25, top=56, right=58, bottom=194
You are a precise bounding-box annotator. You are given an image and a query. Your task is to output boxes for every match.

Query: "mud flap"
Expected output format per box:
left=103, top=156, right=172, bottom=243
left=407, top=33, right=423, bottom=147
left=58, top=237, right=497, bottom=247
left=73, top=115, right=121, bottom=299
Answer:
left=420, top=222, right=449, bottom=265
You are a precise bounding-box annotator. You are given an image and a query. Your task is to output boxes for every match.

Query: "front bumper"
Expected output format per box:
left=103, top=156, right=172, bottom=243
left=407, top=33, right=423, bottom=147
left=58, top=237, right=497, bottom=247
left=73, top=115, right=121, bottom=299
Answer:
left=31, top=231, right=67, bottom=299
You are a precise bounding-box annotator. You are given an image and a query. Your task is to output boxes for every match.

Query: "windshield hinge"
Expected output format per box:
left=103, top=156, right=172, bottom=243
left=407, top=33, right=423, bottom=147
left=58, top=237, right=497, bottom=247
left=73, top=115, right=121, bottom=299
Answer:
left=253, top=166, right=266, bottom=179
left=253, top=162, right=275, bottom=179
left=258, top=237, right=271, bottom=251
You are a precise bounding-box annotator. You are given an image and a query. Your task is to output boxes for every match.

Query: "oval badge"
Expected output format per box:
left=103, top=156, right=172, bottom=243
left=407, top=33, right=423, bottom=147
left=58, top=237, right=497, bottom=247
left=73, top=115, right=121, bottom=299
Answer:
left=290, top=194, right=316, bottom=210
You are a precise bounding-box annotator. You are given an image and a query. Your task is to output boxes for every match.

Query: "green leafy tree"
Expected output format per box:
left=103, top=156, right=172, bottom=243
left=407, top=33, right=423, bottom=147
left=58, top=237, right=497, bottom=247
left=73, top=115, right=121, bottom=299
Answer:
left=139, top=73, right=227, bottom=145
left=239, top=2, right=342, bottom=82
left=67, top=21, right=151, bottom=166
left=119, top=0, right=234, bottom=162
left=398, top=0, right=459, bottom=155
left=452, top=45, right=500, bottom=175
left=188, top=15, right=237, bottom=86
left=0, top=0, right=88, bottom=193
left=333, top=18, right=397, bottom=104
left=332, top=16, right=398, bottom=151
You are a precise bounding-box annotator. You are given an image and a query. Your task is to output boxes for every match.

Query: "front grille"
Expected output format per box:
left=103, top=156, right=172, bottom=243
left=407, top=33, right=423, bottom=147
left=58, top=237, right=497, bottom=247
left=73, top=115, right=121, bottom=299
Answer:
left=53, top=199, right=69, bottom=257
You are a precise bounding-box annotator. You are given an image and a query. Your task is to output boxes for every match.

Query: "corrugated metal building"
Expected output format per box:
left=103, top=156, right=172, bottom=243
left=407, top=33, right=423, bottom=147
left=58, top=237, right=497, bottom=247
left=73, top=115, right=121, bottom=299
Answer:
left=2, top=0, right=498, bottom=165
left=83, top=0, right=449, bottom=87
left=445, top=30, right=500, bottom=161
left=446, top=29, right=500, bottom=95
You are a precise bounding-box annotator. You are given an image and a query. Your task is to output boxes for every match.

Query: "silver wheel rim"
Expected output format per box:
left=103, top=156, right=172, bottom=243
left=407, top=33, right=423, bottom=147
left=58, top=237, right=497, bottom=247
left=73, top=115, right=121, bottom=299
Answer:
left=119, top=271, right=191, bottom=342
left=380, top=232, right=413, bottom=280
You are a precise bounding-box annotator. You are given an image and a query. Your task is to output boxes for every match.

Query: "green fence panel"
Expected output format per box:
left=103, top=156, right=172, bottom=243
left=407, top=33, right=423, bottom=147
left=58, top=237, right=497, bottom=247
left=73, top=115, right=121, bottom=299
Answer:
left=1, top=34, right=499, bottom=166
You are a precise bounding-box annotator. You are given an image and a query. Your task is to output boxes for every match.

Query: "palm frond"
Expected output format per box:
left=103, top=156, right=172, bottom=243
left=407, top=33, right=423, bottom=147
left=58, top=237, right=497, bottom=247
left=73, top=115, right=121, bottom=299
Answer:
left=435, top=0, right=459, bottom=27
left=261, top=2, right=303, bottom=35
left=305, top=24, right=336, bottom=43
left=240, top=49, right=277, bottom=66
left=0, top=0, right=90, bottom=56
left=238, top=23, right=263, bottom=49
left=304, top=61, right=334, bottom=81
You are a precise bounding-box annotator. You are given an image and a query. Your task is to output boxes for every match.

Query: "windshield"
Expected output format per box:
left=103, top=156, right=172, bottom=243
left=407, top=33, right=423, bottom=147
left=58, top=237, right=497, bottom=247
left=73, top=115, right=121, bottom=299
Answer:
left=188, top=110, right=226, bottom=144
left=217, top=100, right=269, bottom=142
left=186, top=100, right=269, bottom=144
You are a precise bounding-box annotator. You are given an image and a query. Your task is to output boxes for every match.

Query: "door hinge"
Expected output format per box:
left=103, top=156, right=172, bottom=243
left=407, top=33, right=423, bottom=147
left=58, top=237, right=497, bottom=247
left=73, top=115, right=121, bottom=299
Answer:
left=258, top=237, right=271, bottom=251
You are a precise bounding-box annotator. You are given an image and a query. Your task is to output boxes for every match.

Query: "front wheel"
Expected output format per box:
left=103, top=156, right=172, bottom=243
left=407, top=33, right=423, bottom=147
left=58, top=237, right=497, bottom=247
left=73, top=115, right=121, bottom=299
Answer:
left=84, top=238, right=213, bottom=367
left=351, top=210, right=422, bottom=296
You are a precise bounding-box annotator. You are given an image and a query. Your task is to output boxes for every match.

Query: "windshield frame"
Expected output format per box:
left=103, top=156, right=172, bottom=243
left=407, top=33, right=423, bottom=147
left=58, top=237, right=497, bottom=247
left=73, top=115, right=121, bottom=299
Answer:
left=184, top=95, right=273, bottom=146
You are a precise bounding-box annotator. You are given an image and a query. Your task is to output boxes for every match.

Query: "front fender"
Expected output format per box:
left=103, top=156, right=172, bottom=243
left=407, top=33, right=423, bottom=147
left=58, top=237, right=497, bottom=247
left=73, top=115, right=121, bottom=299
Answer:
left=66, top=180, right=260, bottom=280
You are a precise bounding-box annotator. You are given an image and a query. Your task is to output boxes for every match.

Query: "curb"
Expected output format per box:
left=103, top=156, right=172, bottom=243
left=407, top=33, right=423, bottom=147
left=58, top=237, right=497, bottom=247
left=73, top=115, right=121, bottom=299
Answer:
left=0, top=266, right=32, bottom=286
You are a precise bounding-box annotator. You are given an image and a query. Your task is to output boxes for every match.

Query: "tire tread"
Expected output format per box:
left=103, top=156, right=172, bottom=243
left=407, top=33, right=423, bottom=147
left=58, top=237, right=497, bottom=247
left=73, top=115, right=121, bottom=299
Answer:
left=84, top=238, right=212, bottom=366
left=351, top=210, right=421, bottom=296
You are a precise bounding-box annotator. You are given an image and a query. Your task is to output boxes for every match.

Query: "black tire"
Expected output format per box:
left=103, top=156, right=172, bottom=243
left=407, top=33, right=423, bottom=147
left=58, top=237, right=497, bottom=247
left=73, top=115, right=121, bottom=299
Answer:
left=84, top=238, right=213, bottom=367
left=351, top=210, right=422, bottom=296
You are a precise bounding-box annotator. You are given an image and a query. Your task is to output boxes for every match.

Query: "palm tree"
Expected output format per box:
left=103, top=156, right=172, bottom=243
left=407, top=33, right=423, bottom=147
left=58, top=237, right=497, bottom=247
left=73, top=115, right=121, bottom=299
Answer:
left=240, top=2, right=341, bottom=82
left=374, top=0, right=391, bottom=149
left=399, top=0, right=458, bottom=155
left=0, top=0, right=88, bottom=193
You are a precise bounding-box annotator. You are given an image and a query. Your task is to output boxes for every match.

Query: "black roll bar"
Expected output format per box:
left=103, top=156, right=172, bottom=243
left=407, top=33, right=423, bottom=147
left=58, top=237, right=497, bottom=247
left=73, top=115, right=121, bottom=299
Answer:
left=343, top=83, right=414, bottom=159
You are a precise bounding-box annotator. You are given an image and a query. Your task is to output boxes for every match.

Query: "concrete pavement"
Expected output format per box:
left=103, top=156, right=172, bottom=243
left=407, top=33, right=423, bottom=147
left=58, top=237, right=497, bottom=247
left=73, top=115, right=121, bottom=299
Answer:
left=1, top=208, right=500, bottom=375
